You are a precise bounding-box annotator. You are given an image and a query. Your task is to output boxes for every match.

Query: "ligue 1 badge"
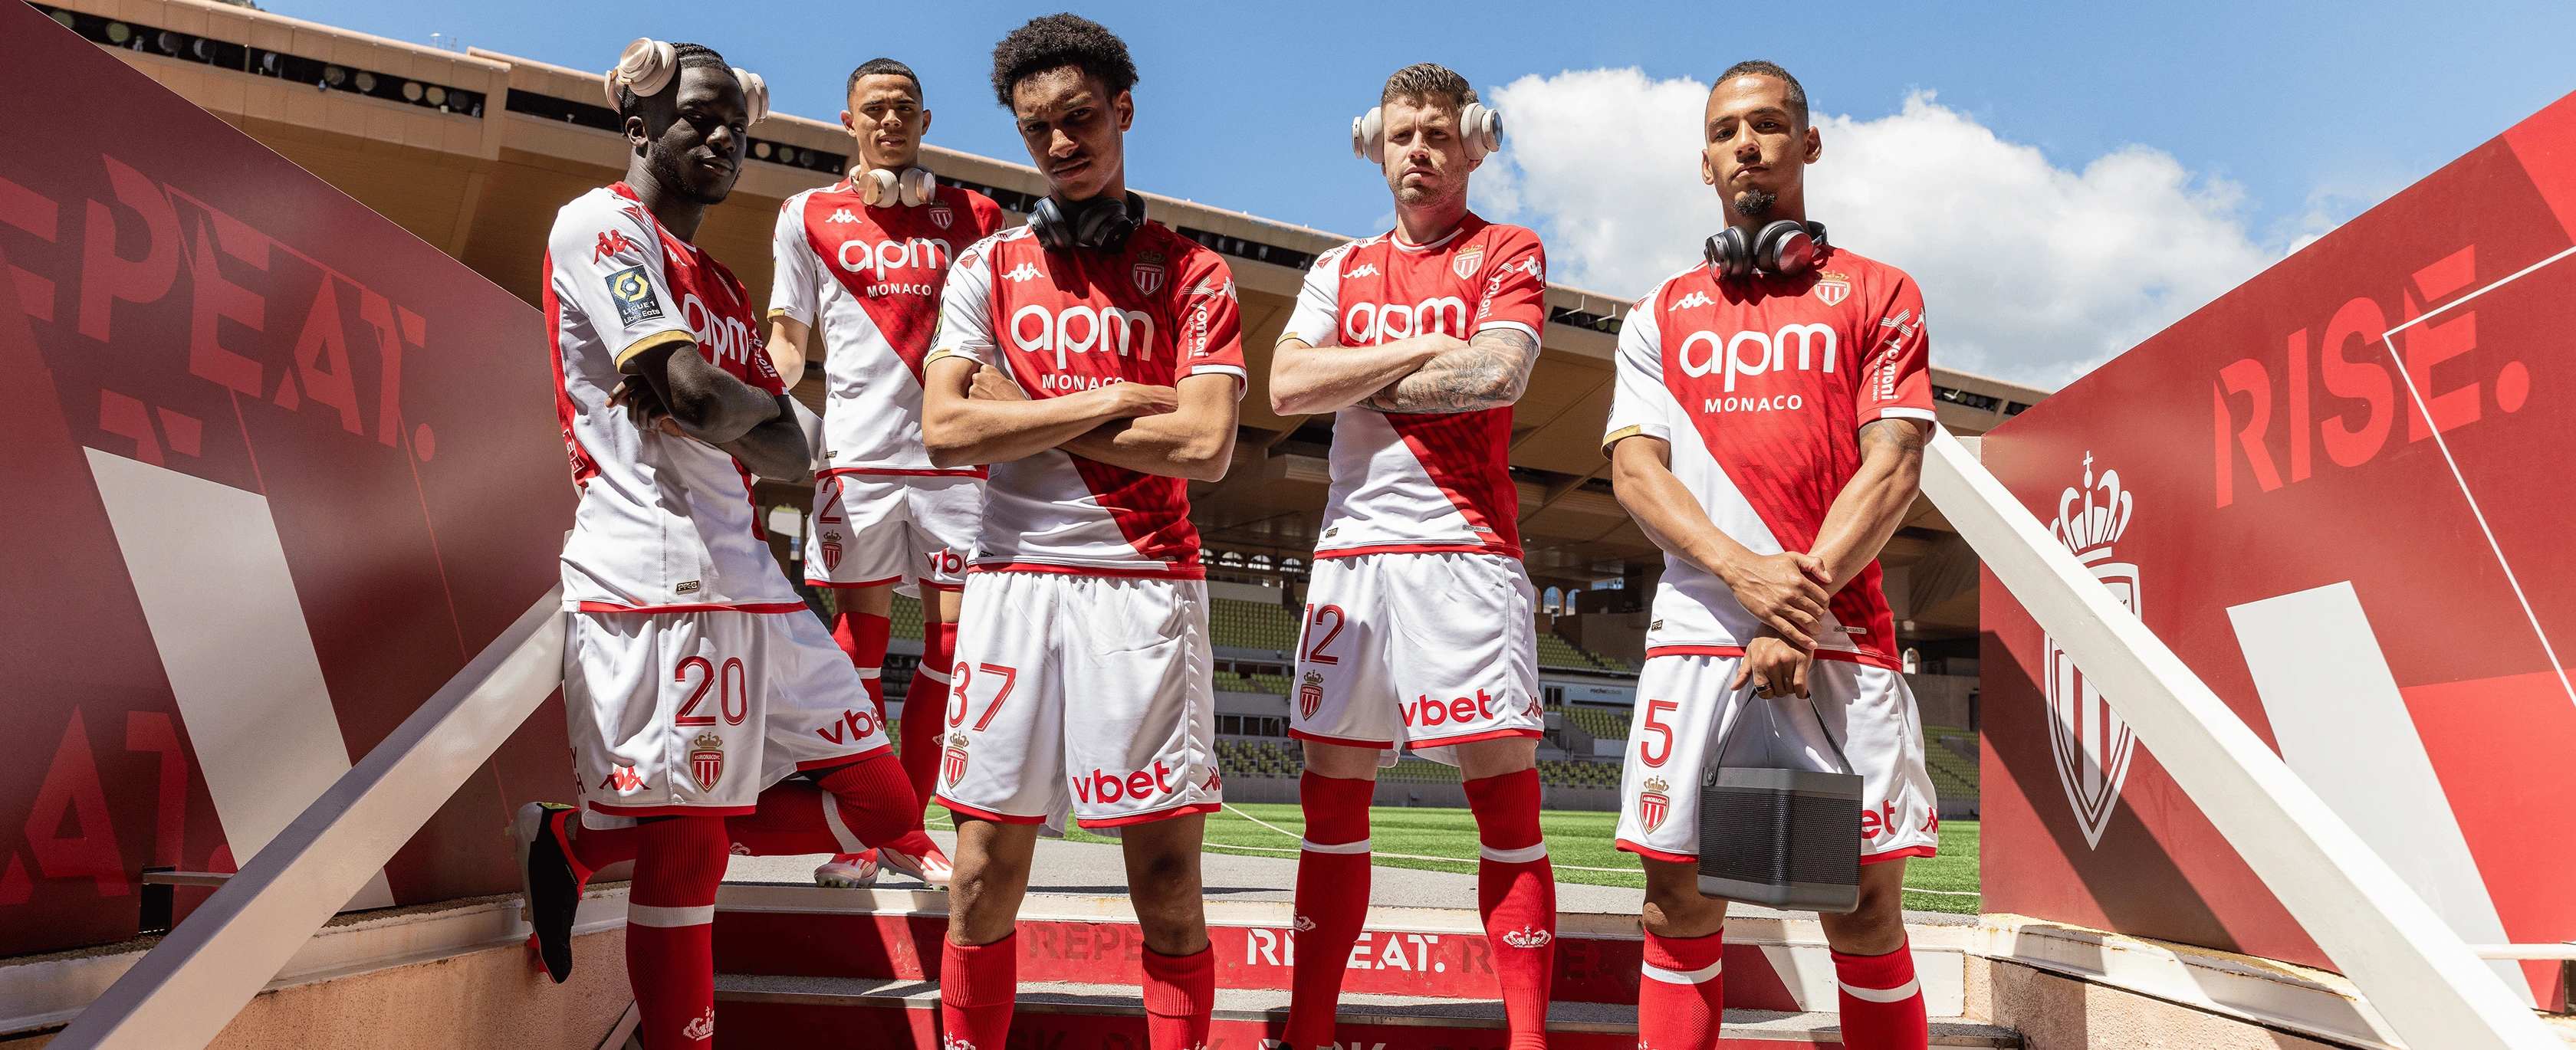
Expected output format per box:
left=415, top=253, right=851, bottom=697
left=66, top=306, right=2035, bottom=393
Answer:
left=1638, top=776, right=1671, bottom=832
left=1452, top=242, right=1486, bottom=279
left=689, top=730, right=726, bottom=792
left=1132, top=250, right=1166, bottom=296
left=1814, top=269, right=1852, bottom=307
left=2042, top=451, right=2139, bottom=850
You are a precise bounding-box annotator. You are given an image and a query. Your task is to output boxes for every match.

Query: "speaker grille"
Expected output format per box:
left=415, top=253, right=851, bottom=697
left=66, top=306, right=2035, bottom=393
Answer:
left=1697, top=782, right=1861, bottom=890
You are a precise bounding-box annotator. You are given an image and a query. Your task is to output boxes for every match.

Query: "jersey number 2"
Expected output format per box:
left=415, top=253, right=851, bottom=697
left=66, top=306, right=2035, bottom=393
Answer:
left=675, top=655, right=748, bottom=727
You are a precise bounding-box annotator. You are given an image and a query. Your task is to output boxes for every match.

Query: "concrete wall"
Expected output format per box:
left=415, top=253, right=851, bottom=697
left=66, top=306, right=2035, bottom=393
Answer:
left=1905, top=672, right=1978, bottom=728
left=1961, top=956, right=2354, bottom=1049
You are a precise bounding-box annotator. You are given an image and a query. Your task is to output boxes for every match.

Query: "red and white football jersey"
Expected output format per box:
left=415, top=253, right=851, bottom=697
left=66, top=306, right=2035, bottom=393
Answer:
left=1602, top=246, right=1935, bottom=669
left=547, top=182, right=800, bottom=612
left=925, top=221, right=1247, bottom=578
left=769, top=182, right=1004, bottom=474
left=1280, top=214, right=1547, bottom=559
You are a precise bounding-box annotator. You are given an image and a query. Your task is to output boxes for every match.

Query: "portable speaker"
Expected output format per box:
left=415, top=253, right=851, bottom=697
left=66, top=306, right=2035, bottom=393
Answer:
left=1695, top=685, right=1864, bottom=913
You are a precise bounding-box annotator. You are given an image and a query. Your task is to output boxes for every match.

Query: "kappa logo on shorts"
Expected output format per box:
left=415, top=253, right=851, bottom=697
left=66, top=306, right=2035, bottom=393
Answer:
left=689, top=731, right=725, bottom=792
left=598, top=764, right=645, bottom=794
left=605, top=265, right=664, bottom=326
left=1638, top=776, right=1671, bottom=832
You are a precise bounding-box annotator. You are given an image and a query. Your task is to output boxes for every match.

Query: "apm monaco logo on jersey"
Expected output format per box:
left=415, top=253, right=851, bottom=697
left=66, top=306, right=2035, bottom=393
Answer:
left=2043, top=451, right=2139, bottom=850
left=1677, top=323, right=1836, bottom=392
left=1343, top=297, right=1468, bottom=344
left=1451, top=243, right=1486, bottom=279
left=1638, top=776, right=1671, bottom=832
left=1813, top=269, right=1852, bottom=307
left=689, top=730, right=726, bottom=792
left=929, top=202, right=955, bottom=230
left=1133, top=250, right=1167, bottom=296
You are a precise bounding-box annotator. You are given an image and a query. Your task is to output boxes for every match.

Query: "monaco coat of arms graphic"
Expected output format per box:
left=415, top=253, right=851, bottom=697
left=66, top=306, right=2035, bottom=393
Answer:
left=2043, top=452, right=2140, bottom=850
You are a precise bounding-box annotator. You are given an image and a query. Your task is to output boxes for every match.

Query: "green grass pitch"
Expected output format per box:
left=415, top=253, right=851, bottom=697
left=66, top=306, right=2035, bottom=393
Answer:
left=938, top=803, right=1982, bottom=915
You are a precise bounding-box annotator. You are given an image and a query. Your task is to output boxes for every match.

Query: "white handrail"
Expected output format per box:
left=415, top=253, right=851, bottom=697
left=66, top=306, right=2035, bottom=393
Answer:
left=51, top=590, right=568, bottom=1050
left=1920, top=430, right=2557, bottom=1049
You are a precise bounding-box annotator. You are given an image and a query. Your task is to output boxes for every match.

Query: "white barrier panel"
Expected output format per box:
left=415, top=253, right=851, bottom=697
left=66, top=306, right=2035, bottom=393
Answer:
left=1920, top=429, right=2556, bottom=1050
left=50, top=590, right=568, bottom=1050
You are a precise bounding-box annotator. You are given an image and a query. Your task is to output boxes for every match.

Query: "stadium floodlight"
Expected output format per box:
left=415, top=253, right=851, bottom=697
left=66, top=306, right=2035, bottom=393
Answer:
left=353, top=71, right=375, bottom=93
left=103, top=21, right=129, bottom=44
left=1918, top=428, right=2561, bottom=1050
left=401, top=80, right=422, bottom=102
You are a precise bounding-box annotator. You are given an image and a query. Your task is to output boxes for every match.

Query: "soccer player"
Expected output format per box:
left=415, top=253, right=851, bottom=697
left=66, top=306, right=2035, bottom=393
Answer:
left=1267, top=62, right=1556, bottom=1050
left=1602, top=61, right=1939, bottom=1050
left=511, top=41, right=924, bottom=1048
left=916, top=15, right=1244, bottom=1050
left=766, top=56, right=1004, bottom=889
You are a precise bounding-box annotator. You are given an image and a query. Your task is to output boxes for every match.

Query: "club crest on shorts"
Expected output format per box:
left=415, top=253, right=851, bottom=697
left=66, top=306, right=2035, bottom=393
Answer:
left=1638, top=776, right=1671, bottom=832
left=818, top=530, right=843, bottom=573
left=929, top=202, right=954, bottom=230
left=942, top=731, right=971, bottom=786
left=2042, top=451, right=2138, bottom=850
left=1452, top=243, right=1486, bottom=279
left=689, top=731, right=726, bottom=792
left=1814, top=269, right=1852, bottom=307
left=1132, top=250, right=1166, bottom=296
left=1299, top=670, right=1326, bottom=720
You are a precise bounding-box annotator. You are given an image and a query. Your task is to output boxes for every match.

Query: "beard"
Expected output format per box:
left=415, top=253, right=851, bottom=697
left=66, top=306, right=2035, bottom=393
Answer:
left=1733, top=188, right=1777, bottom=219
left=647, top=144, right=733, bottom=206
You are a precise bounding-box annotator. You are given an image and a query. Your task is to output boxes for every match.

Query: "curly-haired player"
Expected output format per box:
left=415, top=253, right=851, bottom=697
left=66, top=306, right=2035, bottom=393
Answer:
left=918, top=15, right=1245, bottom=1050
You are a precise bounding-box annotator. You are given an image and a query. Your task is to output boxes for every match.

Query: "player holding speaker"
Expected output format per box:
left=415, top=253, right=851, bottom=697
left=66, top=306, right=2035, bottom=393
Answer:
left=917, top=15, right=1244, bottom=1050
left=1602, top=61, right=1940, bottom=1050
left=764, top=56, right=1005, bottom=890
left=1267, top=64, right=1556, bottom=1050
left=509, top=39, right=931, bottom=1048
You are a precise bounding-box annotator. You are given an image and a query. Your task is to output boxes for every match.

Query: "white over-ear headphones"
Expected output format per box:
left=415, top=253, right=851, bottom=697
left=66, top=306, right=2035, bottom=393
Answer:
left=604, top=38, right=768, bottom=125
left=1352, top=102, right=1501, bottom=164
left=855, top=166, right=940, bottom=208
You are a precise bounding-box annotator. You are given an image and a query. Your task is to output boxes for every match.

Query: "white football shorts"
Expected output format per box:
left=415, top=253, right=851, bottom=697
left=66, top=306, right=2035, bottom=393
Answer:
left=1614, top=652, right=1939, bottom=865
left=804, top=471, right=981, bottom=596
left=1288, top=551, right=1543, bottom=765
left=932, top=571, right=1221, bottom=832
left=567, top=609, right=891, bottom=829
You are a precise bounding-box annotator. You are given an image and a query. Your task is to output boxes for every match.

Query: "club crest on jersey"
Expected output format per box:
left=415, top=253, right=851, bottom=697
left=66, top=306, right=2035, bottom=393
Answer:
left=1638, top=776, right=1671, bottom=832
left=929, top=202, right=955, bottom=230
left=1299, top=671, right=1326, bottom=720
left=1133, top=250, right=1167, bottom=295
left=689, top=731, right=726, bottom=792
left=942, top=732, right=971, bottom=786
left=2043, top=451, right=2138, bottom=851
left=818, top=530, right=843, bottom=573
left=1452, top=243, right=1486, bottom=279
left=1814, top=270, right=1852, bottom=307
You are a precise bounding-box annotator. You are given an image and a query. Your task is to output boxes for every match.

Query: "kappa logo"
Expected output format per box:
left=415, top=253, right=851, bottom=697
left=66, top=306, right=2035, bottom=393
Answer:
left=682, top=1009, right=715, bottom=1041
left=826, top=208, right=861, bottom=224
left=597, top=764, right=645, bottom=793
left=1670, top=290, right=1715, bottom=311
left=592, top=228, right=641, bottom=263
left=1001, top=261, right=1042, bottom=284
left=1344, top=262, right=1381, bottom=278
left=2043, top=451, right=2138, bottom=850
left=1499, top=926, right=1553, bottom=949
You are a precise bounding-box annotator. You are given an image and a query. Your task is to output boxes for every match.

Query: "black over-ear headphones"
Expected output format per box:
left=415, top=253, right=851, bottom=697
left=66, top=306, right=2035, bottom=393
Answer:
left=1704, top=220, right=1829, bottom=280
left=1028, top=192, right=1146, bottom=254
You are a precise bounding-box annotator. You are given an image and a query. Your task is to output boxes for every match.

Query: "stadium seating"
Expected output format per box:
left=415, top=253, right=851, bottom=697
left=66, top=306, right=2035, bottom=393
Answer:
left=889, top=595, right=925, bottom=641
left=1558, top=705, right=1631, bottom=743
left=1921, top=724, right=1981, bottom=799
left=1209, top=598, right=1302, bottom=653
left=1538, top=759, right=1622, bottom=790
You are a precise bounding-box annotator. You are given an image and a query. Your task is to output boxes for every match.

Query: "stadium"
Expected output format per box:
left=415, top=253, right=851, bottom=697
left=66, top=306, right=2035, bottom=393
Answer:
left=2, top=2, right=2570, bottom=1049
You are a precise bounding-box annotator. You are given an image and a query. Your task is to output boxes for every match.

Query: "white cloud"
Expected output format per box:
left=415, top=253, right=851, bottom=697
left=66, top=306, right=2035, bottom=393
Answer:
left=1473, top=69, right=2312, bottom=389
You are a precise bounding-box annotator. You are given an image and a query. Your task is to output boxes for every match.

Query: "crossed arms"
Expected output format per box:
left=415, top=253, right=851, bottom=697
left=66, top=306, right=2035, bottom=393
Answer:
left=617, top=340, right=814, bottom=484
left=1268, top=325, right=1541, bottom=416
left=919, top=356, right=1239, bottom=482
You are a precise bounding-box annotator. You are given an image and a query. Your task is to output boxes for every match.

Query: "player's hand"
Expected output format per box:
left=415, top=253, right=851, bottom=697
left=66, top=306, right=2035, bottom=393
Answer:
left=1095, top=381, right=1180, bottom=418
left=607, top=377, right=685, bottom=437
left=1730, top=633, right=1814, bottom=699
left=1723, top=551, right=1832, bottom=648
left=967, top=364, right=1030, bottom=402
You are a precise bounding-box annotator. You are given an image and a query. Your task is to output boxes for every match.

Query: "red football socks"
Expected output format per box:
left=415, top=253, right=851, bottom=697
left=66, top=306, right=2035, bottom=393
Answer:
left=1142, top=945, right=1215, bottom=1050
left=561, top=815, right=636, bottom=881
left=831, top=609, right=892, bottom=715
left=1283, top=772, right=1375, bottom=1050
left=1832, top=943, right=1927, bottom=1050
left=1465, top=769, right=1556, bottom=1050
left=813, top=750, right=922, bottom=841
left=722, top=752, right=921, bottom=855
left=1638, top=930, right=1726, bottom=1050
left=902, top=619, right=958, bottom=809
left=941, top=934, right=1019, bottom=1050
left=628, top=815, right=727, bottom=1047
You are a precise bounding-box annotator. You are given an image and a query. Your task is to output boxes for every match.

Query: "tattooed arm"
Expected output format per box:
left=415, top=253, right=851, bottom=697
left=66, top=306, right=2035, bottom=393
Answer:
left=1362, top=326, right=1542, bottom=414
left=1807, top=418, right=1930, bottom=595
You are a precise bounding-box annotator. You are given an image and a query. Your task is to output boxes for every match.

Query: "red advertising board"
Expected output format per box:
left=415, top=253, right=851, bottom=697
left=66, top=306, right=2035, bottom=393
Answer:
left=1980, top=90, right=2576, bottom=1007
left=0, top=5, right=572, bottom=954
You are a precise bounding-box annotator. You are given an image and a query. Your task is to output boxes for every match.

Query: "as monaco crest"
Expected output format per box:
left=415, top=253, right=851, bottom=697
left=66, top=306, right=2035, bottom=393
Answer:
left=819, top=530, right=843, bottom=573
left=941, top=731, right=971, bottom=787
left=929, top=202, right=954, bottom=230
left=1299, top=671, right=1325, bottom=720
left=690, top=730, right=726, bottom=792
left=2042, top=452, right=2139, bottom=850
left=1638, top=776, right=1671, bottom=832
left=1132, top=251, right=1166, bottom=296
left=1814, top=271, right=1851, bottom=307
left=1452, top=244, right=1485, bottom=279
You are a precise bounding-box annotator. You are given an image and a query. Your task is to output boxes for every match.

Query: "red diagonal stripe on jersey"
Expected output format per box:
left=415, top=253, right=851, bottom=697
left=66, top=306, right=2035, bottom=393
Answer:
left=1384, top=408, right=1520, bottom=551
left=803, top=189, right=958, bottom=383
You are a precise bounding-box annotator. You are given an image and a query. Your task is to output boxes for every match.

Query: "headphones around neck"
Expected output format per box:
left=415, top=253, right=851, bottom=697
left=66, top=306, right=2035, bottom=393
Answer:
left=1028, top=191, right=1146, bottom=254
left=1704, top=219, right=1829, bottom=280
left=855, top=166, right=939, bottom=208
left=1352, top=103, right=1503, bottom=165
left=605, top=38, right=768, bottom=124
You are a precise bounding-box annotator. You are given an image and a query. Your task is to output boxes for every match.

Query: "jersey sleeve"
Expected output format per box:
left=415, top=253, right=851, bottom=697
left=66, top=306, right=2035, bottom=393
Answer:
left=550, top=195, right=690, bottom=372
left=1279, top=243, right=1346, bottom=347
left=1855, top=269, right=1935, bottom=428
left=767, top=195, right=823, bottom=327
left=925, top=237, right=1000, bottom=370
left=1176, top=248, right=1247, bottom=395
left=967, top=192, right=1007, bottom=240
left=1602, top=287, right=1672, bottom=451
left=1474, top=226, right=1549, bottom=343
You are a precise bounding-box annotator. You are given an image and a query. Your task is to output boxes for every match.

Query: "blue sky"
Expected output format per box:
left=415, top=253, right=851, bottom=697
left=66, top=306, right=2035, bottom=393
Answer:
left=278, top=0, right=2576, bottom=383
